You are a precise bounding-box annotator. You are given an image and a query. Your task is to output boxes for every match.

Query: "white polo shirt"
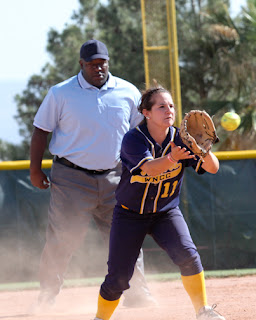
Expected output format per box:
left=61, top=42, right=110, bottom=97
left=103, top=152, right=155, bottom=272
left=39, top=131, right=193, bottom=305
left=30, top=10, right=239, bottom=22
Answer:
left=33, top=71, right=142, bottom=170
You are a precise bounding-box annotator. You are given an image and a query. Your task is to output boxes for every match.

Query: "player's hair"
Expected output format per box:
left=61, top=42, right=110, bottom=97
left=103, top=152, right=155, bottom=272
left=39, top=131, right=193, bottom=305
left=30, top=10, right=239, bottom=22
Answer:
left=138, top=81, right=172, bottom=115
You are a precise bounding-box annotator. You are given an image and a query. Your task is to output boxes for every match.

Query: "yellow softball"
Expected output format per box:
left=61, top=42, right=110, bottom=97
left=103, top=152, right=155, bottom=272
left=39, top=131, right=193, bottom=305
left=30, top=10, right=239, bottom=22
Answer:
left=221, top=112, right=241, bottom=131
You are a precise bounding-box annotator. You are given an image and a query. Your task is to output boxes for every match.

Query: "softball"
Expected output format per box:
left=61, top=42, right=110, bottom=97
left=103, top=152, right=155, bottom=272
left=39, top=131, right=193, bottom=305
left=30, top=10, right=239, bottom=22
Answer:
left=221, top=112, right=241, bottom=131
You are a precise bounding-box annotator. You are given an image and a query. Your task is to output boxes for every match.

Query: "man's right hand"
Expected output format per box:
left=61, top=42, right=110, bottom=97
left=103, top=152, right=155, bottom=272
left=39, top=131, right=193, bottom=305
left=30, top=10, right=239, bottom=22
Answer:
left=30, top=127, right=50, bottom=189
left=30, top=168, right=50, bottom=189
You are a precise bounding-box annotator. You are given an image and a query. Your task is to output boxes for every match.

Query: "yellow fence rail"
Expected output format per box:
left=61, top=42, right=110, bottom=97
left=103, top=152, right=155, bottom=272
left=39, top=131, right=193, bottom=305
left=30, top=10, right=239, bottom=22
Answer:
left=0, top=159, right=52, bottom=170
left=0, top=151, right=255, bottom=170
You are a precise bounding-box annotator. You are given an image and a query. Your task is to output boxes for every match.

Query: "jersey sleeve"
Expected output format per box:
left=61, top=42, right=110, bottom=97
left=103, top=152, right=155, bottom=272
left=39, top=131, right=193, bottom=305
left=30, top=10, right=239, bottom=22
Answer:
left=33, top=87, right=59, bottom=132
left=185, top=156, right=206, bottom=174
left=129, top=88, right=143, bottom=129
left=120, top=129, right=153, bottom=173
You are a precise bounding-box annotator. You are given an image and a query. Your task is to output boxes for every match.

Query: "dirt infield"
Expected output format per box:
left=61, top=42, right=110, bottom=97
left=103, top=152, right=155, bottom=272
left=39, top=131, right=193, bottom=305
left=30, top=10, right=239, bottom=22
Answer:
left=0, top=275, right=255, bottom=320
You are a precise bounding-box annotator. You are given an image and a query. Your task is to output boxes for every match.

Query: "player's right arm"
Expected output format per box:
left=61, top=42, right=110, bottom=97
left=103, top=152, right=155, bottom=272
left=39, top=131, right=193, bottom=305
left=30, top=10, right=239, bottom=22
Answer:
left=141, top=141, right=194, bottom=176
left=30, top=127, right=50, bottom=189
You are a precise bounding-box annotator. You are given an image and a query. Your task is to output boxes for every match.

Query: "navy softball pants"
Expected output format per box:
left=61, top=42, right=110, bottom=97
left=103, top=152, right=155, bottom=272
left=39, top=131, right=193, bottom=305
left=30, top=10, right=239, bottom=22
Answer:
left=100, top=206, right=203, bottom=301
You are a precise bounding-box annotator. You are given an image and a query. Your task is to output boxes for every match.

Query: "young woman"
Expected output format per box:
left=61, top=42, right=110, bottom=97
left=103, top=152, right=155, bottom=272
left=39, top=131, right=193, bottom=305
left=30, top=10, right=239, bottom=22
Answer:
left=93, top=86, right=225, bottom=320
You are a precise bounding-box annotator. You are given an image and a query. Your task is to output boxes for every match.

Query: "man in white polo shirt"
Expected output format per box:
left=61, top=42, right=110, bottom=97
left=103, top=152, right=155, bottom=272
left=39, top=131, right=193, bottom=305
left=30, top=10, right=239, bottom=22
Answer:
left=30, top=39, right=155, bottom=312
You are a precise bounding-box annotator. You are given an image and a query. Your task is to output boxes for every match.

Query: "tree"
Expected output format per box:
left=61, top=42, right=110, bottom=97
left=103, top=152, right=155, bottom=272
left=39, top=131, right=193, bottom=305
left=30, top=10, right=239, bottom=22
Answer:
left=11, top=0, right=144, bottom=160
left=0, top=139, right=29, bottom=161
left=13, top=0, right=99, bottom=160
left=3, top=0, right=256, bottom=160
left=96, top=0, right=144, bottom=88
left=176, top=0, right=256, bottom=150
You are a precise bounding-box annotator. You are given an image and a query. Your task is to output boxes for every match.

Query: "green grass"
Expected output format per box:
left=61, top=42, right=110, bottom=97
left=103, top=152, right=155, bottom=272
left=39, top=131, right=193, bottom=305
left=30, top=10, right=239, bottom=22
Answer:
left=1, top=268, right=256, bottom=292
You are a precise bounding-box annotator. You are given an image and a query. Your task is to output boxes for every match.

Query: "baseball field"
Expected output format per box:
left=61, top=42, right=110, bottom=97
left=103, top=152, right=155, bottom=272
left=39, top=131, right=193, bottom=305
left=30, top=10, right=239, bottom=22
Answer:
left=0, top=271, right=255, bottom=320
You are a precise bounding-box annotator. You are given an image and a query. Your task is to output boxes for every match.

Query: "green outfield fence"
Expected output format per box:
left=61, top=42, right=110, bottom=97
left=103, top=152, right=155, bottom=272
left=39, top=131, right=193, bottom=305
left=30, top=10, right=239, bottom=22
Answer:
left=0, top=150, right=255, bottom=283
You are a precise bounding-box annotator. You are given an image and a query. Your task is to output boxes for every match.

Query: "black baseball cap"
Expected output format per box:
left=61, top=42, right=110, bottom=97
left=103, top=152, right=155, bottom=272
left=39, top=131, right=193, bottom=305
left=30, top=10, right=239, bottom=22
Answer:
left=80, top=39, right=109, bottom=62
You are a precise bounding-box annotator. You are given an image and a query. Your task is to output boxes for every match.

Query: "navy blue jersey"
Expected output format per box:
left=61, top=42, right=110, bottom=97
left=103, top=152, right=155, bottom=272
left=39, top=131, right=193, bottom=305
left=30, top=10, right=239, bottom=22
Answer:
left=115, top=122, right=205, bottom=214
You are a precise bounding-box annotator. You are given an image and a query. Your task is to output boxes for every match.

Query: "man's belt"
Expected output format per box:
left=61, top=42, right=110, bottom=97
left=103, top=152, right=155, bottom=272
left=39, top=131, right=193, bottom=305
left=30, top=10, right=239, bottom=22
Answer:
left=54, top=156, right=111, bottom=175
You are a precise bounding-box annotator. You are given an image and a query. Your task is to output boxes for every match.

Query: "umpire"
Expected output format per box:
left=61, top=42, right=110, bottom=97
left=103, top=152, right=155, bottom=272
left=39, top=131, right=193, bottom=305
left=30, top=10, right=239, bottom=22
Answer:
left=29, top=39, right=155, bottom=312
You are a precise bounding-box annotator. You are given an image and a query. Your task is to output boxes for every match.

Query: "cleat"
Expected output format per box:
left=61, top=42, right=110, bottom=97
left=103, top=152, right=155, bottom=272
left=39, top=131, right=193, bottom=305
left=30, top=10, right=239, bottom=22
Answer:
left=197, top=304, right=225, bottom=320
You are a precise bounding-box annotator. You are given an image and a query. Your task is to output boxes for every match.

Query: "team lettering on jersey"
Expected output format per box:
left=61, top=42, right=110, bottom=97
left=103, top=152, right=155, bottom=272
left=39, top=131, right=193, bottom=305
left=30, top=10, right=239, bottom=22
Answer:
left=130, top=162, right=182, bottom=184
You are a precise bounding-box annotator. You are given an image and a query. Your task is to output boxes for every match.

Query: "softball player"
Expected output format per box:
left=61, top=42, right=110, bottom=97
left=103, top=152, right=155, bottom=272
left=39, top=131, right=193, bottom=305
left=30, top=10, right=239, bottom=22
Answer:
left=29, top=39, right=154, bottom=313
left=94, top=86, right=225, bottom=320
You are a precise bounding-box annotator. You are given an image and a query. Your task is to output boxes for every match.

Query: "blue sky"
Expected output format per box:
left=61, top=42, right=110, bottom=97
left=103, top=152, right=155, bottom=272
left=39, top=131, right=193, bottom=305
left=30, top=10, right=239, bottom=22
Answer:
left=0, top=0, right=246, bottom=144
left=0, top=0, right=80, bottom=144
